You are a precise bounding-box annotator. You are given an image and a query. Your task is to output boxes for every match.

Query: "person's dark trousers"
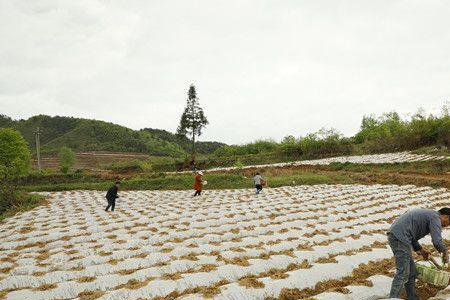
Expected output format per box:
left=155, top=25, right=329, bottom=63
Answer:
left=255, top=184, right=263, bottom=194
left=105, top=198, right=115, bottom=211
left=193, top=190, right=201, bottom=197
left=388, top=233, right=418, bottom=300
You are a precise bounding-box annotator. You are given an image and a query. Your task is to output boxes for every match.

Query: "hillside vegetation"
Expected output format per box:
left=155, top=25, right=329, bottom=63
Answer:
left=209, top=106, right=450, bottom=165
left=0, top=115, right=225, bottom=157
left=1, top=105, right=448, bottom=172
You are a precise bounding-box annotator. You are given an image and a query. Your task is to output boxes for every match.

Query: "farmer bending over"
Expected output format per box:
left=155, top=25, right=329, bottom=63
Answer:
left=388, top=207, right=450, bottom=299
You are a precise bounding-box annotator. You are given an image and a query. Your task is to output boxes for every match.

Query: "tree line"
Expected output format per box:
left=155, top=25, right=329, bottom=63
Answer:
left=211, top=105, right=450, bottom=160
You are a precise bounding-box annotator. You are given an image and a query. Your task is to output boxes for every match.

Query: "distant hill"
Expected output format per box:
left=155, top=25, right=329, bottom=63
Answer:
left=0, top=114, right=225, bottom=157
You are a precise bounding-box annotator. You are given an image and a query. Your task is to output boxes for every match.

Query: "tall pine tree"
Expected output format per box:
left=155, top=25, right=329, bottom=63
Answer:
left=177, top=85, right=208, bottom=158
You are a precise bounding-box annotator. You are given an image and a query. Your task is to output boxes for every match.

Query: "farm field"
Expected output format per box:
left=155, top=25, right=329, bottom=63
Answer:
left=32, top=152, right=151, bottom=170
left=198, top=151, right=449, bottom=174
left=1, top=185, right=450, bottom=299
left=31, top=150, right=449, bottom=173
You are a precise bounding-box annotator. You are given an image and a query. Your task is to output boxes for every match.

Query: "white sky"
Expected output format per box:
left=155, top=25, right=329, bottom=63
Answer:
left=1, top=0, right=449, bottom=145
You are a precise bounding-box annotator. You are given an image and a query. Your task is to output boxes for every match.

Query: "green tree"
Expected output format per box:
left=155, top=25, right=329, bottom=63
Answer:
left=176, top=85, right=209, bottom=158
left=58, top=146, right=76, bottom=174
left=0, top=115, right=13, bottom=127
left=233, top=159, right=244, bottom=175
left=0, top=128, right=31, bottom=181
left=234, top=159, right=244, bottom=169
left=280, top=135, right=301, bottom=158
left=298, top=128, right=352, bottom=158
left=0, top=128, right=31, bottom=209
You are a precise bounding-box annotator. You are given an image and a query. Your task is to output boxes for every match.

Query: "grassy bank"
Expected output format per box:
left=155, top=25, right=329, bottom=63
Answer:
left=21, top=159, right=449, bottom=185
left=21, top=169, right=449, bottom=193
left=0, top=192, right=47, bottom=222
left=18, top=160, right=449, bottom=193
left=320, top=160, right=449, bottom=174
left=22, top=172, right=352, bottom=192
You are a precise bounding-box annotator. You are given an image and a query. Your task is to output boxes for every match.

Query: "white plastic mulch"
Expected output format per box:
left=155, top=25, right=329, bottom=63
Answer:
left=0, top=184, right=449, bottom=299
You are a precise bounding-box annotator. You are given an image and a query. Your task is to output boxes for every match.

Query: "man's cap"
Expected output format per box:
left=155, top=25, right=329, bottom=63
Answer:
left=439, top=207, right=450, bottom=215
left=198, top=171, right=204, bottom=175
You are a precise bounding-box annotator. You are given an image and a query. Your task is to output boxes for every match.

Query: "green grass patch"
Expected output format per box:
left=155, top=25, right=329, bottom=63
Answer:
left=21, top=171, right=366, bottom=193
left=0, top=192, right=47, bottom=222
left=18, top=159, right=450, bottom=193
left=322, top=160, right=449, bottom=174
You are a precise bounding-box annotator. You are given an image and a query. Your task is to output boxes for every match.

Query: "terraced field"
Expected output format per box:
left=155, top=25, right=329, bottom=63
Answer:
left=1, top=185, right=450, bottom=300
left=32, top=152, right=150, bottom=170
left=176, top=151, right=449, bottom=174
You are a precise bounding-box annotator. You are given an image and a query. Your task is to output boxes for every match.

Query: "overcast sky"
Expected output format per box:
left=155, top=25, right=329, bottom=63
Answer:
left=1, top=0, right=449, bottom=144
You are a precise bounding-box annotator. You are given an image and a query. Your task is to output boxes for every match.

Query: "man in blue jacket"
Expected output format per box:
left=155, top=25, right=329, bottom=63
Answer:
left=388, top=207, right=450, bottom=299
left=105, top=181, right=120, bottom=212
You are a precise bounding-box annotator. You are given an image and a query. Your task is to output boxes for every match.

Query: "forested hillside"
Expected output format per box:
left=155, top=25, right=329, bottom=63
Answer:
left=0, top=115, right=224, bottom=156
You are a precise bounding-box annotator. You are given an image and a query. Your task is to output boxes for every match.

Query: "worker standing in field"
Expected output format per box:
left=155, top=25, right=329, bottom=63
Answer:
left=388, top=207, right=450, bottom=299
left=105, top=181, right=120, bottom=212
left=193, top=171, right=204, bottom=197
left=253, top=172, right=265, bottom=194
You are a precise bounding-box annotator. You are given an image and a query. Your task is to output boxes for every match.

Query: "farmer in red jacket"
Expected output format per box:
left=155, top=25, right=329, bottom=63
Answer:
left=193, top=171, right=204, bottom=197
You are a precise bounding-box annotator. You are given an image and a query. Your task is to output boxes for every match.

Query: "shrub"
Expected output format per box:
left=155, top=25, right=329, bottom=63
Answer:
left=0, top=128, right=32, bottom=211
left=148, top=156, right=176, bottom=172
left=58, top=146, right=76, bottom=174
left=280, top=135, right=302, bottom=158
left=213, top=140, right=278, bottom=157
left=234, top=159, right=244, bottom=169
left=107, top=159, right=147, bottom=173
left=299, top=128, right=353, bottom=159
left=354, top=105, right=450, bottom=153
left=0, top=128, right=31, bottom=181
left=140, top=161, right=153, bottom=172
left=0, top=192, right=46, bottom=220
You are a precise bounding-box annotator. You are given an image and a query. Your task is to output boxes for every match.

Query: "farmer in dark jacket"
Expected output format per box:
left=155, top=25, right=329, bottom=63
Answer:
left=105, top=181, right=120, bottom=212
left=388, top=207, right=450, bottom=299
